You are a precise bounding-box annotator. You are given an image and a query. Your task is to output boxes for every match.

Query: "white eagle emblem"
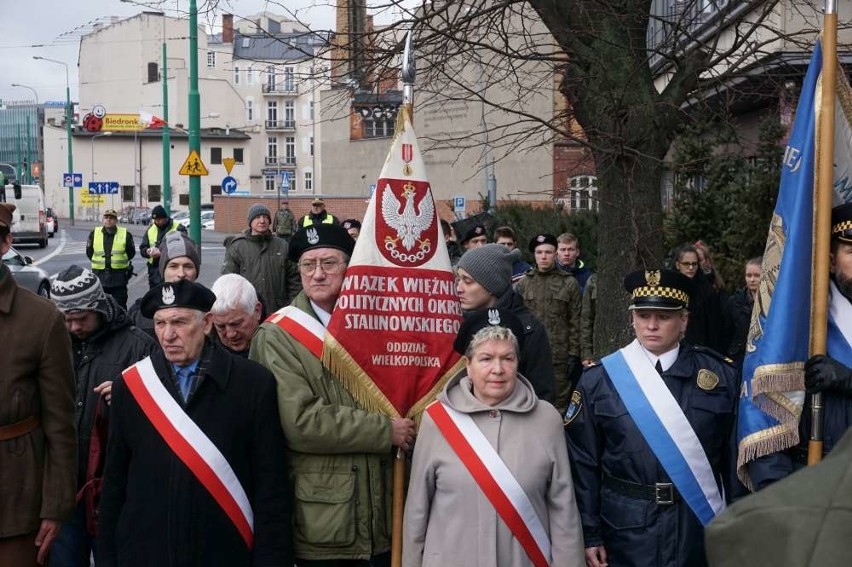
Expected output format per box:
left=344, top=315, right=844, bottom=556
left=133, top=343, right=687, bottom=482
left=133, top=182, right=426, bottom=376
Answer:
left=306, top=227, right=319, bottom=245
left=487, top=309, right=501, bottom=326
left=381, top=182, right=434, bottom=251
left=162, top=285, right=175, bottom=305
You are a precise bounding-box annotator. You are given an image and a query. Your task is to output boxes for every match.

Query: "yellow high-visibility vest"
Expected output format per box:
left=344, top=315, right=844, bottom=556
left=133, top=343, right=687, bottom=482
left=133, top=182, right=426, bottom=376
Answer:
left=91, top=227, right=129, bottom=270
left=301, top=214, right=336, bottom=227
left=145, top=220, right=180, bottom=265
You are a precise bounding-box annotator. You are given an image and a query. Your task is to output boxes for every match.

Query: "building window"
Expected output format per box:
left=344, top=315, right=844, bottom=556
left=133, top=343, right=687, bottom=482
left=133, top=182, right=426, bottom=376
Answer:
left=148, top=184, right=162, bottom=202
left=210, top=147, right=222, bottom=165
left=283, top=67, right=295, bottom=91
left=147, top=62, right=159, bottom=83
left=207, top=51, right=216, bottom=68
left=267, top=136, right=278, bottom=159
left=264, top=174, right=277, bottom=192
left=309, top=101, right=315, bottom=121
left=266, top=101, right=278, bottom=128
left=266, top=66, right=275, bottom=91
left=121, top=185, right=134, bottom=202
left=242, top=37, right=251, bottom=48
left=246, top=65, right=254, bottom=86
left=234, top=66, right=241, bottom=85
left=310, top=136, right=314, bottom=157
left=364, top=117, right=394, bottom=139
left=285, top=137, right=295, bottom=165
left=569, top=175, right=598, bottom=212
left=211, top=185, right=222, bottom=196
left=234, top=148, right=244, bottom=164
left=284, top=100, right=295, bottom=128
left=246, top=97, right=254, bottom=122
left=179, top=193, right=189, bottom=206
left=304, top=171, right=312, bottom=192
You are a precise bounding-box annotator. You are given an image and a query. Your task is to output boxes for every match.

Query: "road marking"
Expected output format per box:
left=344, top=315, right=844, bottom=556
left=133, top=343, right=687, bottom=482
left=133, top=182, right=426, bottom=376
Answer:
left=33, top=230, right=68, bottom=267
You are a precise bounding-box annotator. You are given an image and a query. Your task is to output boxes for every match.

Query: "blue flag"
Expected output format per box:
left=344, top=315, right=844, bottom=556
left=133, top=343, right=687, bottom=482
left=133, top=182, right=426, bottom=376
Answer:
left=736, top=43, right=822, bottom=489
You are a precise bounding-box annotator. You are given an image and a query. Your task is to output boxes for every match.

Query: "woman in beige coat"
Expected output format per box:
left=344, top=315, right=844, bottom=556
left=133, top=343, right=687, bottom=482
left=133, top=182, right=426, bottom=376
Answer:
left=403, top=308, right=584, bottom=567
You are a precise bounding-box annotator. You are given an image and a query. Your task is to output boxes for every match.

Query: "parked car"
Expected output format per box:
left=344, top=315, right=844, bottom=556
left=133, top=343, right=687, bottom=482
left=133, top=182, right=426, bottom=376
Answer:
left=201, top=212, right=215, bottom=231
left=181, top=210, right=214, bottom=229
left=2, top=246, right=50, bottom=297
left=173, top=211, right=190, bottom=226
left=45, top=207, right=58, bottom=238
left=133, top=207, right=152, bottom=225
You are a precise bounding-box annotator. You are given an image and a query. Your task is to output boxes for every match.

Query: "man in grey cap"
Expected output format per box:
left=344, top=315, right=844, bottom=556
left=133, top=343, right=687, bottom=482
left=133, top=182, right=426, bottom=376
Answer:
left=86, top=209, right=135, bottom=309
left=49, top=266, right=156, bottom=565
left=456, top=243, right=556, bottom=402
left=222, top=203, right=301, bottom=313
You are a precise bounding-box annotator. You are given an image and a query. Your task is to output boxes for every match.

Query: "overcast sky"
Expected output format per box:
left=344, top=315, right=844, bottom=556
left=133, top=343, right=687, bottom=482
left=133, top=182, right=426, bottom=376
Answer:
left=1, top=0, right=402, bottom=105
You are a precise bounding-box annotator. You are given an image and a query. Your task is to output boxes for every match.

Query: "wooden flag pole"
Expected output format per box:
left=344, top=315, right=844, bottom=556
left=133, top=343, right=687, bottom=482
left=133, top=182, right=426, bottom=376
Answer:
left=809, top=0, right=838, bottom=465
left=391, top=30, right=416, bottom=567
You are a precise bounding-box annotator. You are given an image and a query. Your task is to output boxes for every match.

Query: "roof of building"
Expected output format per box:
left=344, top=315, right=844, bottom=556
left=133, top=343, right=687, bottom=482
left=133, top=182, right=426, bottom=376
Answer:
left=232, top=31, right=331, bottom=62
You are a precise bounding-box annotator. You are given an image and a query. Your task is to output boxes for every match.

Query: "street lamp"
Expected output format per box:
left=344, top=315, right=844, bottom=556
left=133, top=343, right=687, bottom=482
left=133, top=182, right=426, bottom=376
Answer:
left=10, top=83, right=39, bottom=104
left=33, top=56, right=75, bottom=226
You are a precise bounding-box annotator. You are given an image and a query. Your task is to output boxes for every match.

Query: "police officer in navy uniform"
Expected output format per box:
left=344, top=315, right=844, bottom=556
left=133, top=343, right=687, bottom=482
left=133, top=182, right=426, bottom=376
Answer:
left=565, top=268, right=740, bottom=567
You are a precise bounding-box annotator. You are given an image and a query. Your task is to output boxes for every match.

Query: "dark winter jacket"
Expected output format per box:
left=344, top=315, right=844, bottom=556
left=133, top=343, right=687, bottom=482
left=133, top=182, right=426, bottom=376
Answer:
left=726, top=288, right=753, bottom=368
left=559, top=259, right=593, bottom=294
left=222, top=230, right=301, bottom=313
left=493, top=288, right=557, bottom=404
left=69, top=295, right=158, bottom=486
left=685, top=274, right=731, bottom=354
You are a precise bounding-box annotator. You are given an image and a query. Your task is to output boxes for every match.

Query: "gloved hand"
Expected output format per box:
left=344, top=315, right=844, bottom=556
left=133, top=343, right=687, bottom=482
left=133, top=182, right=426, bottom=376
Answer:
left=804, top=354, right=852, bottom=395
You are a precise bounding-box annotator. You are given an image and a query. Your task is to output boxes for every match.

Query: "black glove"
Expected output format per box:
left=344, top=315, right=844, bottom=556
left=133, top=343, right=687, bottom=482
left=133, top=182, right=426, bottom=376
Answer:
left=804, top=354, right=852, bottom=395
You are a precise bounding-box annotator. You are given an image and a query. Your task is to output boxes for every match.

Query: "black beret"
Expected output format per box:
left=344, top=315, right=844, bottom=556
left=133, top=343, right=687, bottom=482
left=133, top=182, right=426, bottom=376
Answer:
left=288, top=224, right=355, bottom=262
left=832, top=202, right=852, bottom=243
left=341, top=219, right=362, bottom=231
left=460, top=224, right=487, bottom=245
left=528, top=233, right=558, bottom=253
left=140, top=280, right=216, bottom=318
left=623, top=268, right=692, bottom=310
left=454, top=307, right=526, bottom=355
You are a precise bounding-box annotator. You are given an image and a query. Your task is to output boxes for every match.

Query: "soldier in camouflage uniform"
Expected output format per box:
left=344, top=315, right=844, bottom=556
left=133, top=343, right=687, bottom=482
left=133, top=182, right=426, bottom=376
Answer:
left=516, top=233, right=582, bottom=413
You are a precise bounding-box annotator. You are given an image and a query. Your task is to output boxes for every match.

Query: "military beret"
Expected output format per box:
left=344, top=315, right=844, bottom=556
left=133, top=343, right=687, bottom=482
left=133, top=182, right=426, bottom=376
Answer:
left=341, top=219, right=361, bottom=231
left=623, top=268, right=692, bottom=310
left=288, top=223, right=355, bottom=262
left=528, top=233, right=558, bottom=253
left=460, top=224, right=487, bottom=245
left=140, top=280, right=216, bottom=318
left=0, top=203, right=15, bottom=228
left=831, top=202, right=852, bottom=244
left=454, top=307, right=526, bottom=355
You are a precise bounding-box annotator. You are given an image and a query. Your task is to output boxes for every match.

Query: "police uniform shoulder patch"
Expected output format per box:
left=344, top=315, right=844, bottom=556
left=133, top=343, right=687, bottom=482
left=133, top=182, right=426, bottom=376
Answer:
left=692, top=345, right=736, bottom=367
left=564, top=390, right=583, bottom=427
left=697, top=369, right=720, bottom=391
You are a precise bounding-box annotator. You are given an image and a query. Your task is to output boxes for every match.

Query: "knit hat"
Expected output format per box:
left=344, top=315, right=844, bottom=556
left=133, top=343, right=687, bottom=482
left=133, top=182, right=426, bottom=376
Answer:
left=457, top=243, right=519, bottom=298
left=247, top=203, right=271, bottom=225
left=159, top=232, right=201, bottom=278
left=51, top=265, right=108, bottom=315
left=151, top=205, right=168, bottom=219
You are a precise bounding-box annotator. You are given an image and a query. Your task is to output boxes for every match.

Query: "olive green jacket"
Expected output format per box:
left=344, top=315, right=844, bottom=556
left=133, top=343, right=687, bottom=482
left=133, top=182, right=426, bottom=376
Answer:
left=706, top=428, right=852, bottom=567
left=516, top=265, right=581, bottom=360
left=222, top=230, right=301, bottom=313
left=249, top=292, right=394, bottom=561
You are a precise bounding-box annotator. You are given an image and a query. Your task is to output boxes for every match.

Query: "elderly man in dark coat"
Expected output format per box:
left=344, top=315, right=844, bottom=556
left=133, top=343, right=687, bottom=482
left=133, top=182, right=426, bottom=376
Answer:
left=97, top=280, right=293, bottom=566
left=0, top=203, right=77, bottom=566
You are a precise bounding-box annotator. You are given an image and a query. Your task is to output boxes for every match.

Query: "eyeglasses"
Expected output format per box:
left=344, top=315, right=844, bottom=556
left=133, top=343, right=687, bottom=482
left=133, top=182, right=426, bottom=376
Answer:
left=298, top=258, right=346, bottom=275
left=678, top=261, right=699, bottom=268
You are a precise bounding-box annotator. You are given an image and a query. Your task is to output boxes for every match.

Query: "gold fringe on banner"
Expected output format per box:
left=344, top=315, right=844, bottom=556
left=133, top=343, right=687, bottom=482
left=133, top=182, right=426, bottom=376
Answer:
left=750, top=362, right=805, bottom=397
left=737, top=423, right=800, bottom=491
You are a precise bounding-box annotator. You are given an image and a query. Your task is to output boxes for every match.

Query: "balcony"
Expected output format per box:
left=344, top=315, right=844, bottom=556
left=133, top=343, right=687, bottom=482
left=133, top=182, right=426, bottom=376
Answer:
left=264, top=156, right=297, bottom=167
left=262, top=83, right=298, bottom=96
left=265, top=119, right=296, bottom=131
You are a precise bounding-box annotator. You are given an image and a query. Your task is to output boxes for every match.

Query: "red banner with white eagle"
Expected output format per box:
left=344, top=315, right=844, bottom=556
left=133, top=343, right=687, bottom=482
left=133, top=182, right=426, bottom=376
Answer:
left=323, top=107, right=464, bottom=418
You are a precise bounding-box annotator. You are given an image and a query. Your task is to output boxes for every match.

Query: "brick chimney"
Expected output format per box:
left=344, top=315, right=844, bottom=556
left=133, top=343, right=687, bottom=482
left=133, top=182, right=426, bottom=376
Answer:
left=222, top=14, right=234, bottom=44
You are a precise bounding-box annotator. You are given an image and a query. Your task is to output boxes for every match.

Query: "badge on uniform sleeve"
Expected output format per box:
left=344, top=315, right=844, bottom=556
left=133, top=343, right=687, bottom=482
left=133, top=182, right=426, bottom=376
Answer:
left=564, top=391, right=583, bottom=427
left=697, top=369, right=719, bottom=391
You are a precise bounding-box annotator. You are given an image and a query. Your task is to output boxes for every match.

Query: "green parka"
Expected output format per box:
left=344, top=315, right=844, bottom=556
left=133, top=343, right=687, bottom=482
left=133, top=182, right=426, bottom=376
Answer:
left=222, top=230, right=301, bottom=313
left=249, top=292, right=394, bottom=561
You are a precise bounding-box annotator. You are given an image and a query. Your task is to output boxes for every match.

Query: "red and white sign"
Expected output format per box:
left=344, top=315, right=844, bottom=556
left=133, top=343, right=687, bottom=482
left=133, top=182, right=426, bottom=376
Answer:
left=324, top=108, right=463, bottom=418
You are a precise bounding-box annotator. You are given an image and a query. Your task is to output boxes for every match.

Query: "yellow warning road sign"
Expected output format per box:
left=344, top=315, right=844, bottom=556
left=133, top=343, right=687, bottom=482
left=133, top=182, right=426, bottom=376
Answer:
left=223, top=157, right=235, bottom=174
left=179, top=150, right=209, bottom=176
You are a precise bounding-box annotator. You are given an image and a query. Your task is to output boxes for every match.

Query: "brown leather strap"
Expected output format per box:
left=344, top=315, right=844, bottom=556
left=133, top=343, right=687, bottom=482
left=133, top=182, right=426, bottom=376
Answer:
left=0, top=415, right=40, bottom=442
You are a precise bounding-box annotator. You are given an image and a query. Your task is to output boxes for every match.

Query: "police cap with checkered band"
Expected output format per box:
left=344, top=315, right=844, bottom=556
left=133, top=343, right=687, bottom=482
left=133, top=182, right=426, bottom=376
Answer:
left=623, top=268, right=692, bottom=311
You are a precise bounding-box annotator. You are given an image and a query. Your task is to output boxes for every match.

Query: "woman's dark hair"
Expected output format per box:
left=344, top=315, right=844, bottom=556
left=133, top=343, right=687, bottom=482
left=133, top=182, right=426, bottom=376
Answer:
left=675, top=244, right=699, bottom=262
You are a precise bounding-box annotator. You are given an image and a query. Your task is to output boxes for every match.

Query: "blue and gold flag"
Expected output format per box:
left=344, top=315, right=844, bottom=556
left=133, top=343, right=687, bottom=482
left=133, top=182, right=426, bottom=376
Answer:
left=738, top=41, right=852, bottom=489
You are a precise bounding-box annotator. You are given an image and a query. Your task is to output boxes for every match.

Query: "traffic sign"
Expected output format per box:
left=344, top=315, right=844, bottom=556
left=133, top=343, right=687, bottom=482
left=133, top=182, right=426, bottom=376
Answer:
left=179, top=150, right=209, bottom=176
left=222, top=176, right=237, bottom=195
left=223, top=157, right=235, bottom=174
left=453, top=195, right=466, bottom=212
left=80, top=193, right=106, bottom=205
left=88, top=181, right=119, bottom=195
left=63, top=173, right=83, bottom=188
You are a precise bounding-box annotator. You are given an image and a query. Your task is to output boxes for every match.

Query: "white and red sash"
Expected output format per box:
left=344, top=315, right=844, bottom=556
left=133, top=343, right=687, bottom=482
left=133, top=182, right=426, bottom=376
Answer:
left=122, top=357, right=254, bottom=548
left=266, top=305, right=326, bottom=359
left=426, top=401, right=551, bottom=567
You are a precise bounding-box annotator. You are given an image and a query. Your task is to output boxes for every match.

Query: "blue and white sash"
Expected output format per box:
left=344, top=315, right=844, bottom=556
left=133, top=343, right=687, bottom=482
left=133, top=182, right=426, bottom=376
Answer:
left=828, top=281, right=852, bottom=367
left=601, top=339, right=725, bottom=526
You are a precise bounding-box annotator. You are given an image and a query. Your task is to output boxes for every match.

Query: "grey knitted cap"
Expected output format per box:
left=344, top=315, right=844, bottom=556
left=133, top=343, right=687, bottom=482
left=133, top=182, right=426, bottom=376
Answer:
left=159, top=232, right=201, bottom=278
left=51, top=265, right=108, bottom=314
left=247, top=203, right=271, bottom=226
left=457, top=243, right=520, bottom=297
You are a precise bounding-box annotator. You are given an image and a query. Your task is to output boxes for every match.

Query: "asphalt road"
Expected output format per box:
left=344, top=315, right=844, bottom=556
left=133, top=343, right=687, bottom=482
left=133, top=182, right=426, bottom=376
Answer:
left=16, top=221, right=229, bottom=305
